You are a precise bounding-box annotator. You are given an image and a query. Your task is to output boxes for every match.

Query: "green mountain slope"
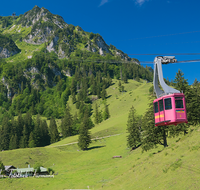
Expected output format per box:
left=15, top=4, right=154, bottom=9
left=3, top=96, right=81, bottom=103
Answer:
left=0, top=80, right=199, bottom=190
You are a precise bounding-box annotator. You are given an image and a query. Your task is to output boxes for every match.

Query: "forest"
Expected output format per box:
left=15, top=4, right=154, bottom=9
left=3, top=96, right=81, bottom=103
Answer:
left=0, top=49, right=153, bottom=151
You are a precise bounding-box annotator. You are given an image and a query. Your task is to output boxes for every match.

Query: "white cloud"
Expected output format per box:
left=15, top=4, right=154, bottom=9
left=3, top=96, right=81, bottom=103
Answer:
left=99, top=0, right=109, bottom=7
left=135, top=0, right=149, bottom=6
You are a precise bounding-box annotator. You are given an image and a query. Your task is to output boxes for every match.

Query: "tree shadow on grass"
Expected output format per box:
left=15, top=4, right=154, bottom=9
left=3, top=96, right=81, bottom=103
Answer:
left=87, top=145, right=106, bottom=150
left=106, top=95, right=112, bottom=99
left=130, top=144, right=141, bottom=151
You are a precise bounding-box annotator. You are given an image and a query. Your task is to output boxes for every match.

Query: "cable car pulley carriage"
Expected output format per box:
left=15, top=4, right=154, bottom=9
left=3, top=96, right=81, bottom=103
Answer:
left=153, top=56, right=188, bottom=127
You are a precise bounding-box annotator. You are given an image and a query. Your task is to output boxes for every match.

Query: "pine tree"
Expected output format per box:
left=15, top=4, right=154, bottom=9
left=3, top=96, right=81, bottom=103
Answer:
left=19, top=136, right=26, bottom=148
left=91, top=79, right=97, bottom=95
left=127, top=106, right=141, bottom=149
left=71, top=79, right=76, bottom=103
left=174, top=69, right=188, bottom=93
left=31, top=102, right=36, bottom=115
left=40, top=120, right=50, bottom=146
left=61, top=105, right=73, bottom=138
left=1, top=116, right=11, bottom=150
left=20, top=125, right=29, bottom=148
left=94, top=103, right=99, bottom=124
left=71, top=112, right=80, bottom=135
left=141, top=97, right=168, bottom=151
left=24, top=111, right=33, bottom=135
left=78, top=109, right=91, bottom=150
left=34, top=115, right=42, bottom=147
left=107, top=73, right=112, bottom=87
left=173, top=69, right=190, bottom=133
left=101, top=85, right=107, bottom=100
left=97, top=83, right=101, bottom=99
left=123, top=70, right=128, bottom=83
left=118, top=81, right=122, bottom=92
left=9, top=135, right=18, bottom=150
left=103, top=103, right=110, bottom=120
left=28, top=132, right=36, bottom=148
left=17, top=112, right=24, bottom=137
left=188, top=79, right=200, bottom=125
left=49, top=116, right=59, bottom=143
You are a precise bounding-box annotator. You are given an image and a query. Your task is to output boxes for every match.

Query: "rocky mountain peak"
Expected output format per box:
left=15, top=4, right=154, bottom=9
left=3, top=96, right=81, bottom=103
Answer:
left=0, top=6, right=137, bottom=62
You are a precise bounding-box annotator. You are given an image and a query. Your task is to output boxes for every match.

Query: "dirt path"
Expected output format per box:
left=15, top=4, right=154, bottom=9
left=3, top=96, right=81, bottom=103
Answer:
left=48, top=134, right=121, bottom=148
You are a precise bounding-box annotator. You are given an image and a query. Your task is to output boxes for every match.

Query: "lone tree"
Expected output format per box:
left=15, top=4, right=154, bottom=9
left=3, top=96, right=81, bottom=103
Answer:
left=127, top=106, right=141, bottom=150
left=61, top=105, right=73, bottom=138
left=49, top=116, right=59, bottom=143
left=78, top=109, right=91, bottom=150
left=118, top=80, right=122, bottom=92
left=141, top=97, right=168, bottom=151
left=103, top=102, right=110, bottom=120
left=94, top=103, right=99, bottom=124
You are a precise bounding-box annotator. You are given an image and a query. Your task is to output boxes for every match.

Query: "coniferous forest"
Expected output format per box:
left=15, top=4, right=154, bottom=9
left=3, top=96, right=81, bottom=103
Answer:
left=0, top=48, right=153, bottom=151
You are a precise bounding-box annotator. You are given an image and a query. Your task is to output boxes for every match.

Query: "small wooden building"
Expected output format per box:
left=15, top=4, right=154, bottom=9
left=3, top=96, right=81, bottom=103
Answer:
left=4, top=165, right=16, bottom=176
left=10, top=165, right=48, bottom=177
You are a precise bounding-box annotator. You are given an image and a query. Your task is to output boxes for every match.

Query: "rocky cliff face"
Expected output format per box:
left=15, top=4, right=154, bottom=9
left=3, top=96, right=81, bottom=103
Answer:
left=0, top=5, right=137, bottom=62
left=0, top=47, right=19, bottom=58
left=19, top=6, right=67, bottom=45
left=0, top=34, right=20, bottom=58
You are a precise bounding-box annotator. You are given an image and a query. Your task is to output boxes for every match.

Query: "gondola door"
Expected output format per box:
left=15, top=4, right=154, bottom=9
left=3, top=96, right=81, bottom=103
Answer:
left=175, top=96, right=187, bottom=121
left=158, top=99, right=165, bottom=123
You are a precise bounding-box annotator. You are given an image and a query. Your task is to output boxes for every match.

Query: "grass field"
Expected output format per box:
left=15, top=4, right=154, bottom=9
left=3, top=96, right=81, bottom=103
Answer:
left=0, top=79, right=200, bottom=190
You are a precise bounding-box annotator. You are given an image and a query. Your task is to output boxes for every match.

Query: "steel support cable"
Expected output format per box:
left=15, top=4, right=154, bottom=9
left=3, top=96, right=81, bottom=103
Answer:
left=53, top=58, right=200, bottom=64
left=176, top=59, right=200, bottom=63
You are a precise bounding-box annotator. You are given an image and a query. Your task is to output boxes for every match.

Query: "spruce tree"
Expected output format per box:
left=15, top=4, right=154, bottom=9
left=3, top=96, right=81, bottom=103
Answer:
left=141, top=97, right=168, bottom=151
left=34, top=115, right=42, bottom=147
left=118, top=81, right=122, bottom=92
left=49, top=116, right=59, bottom=143
left=97, top=83, right=101, bottom=99
left=101, top=85, right=107, bottom=100
left=189, top=79, right=200, bottom=125
left=174, top=69, right=190, bottom=133
left=127, top=106, right=141, bottom=149
left=9, top=135, right=18, bottom=150
left=19, top=136, right=26, bottom=148
left=17, top=112, right=24, bottom=137
left=71, top=112, right=80, bottom=135
left=94, top=103, right=99, bottom=124
left=61, top=105, right=73, bottom=138
left=40, top=120, right=50, bottom=146
left=28, top=132, right=36, bottom=148
left=1, top=116, right=11, bottom=150
left=174, top=69, right=188, bottom=93
left=103, top=103, right=110, bottom=120
left=22, top=125, right=29, bottom=148
left=78, top=109, right=91, bottom=150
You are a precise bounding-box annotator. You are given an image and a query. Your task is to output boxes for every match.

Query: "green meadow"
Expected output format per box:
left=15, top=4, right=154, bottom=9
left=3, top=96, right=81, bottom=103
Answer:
left=0, top=79, right=199, bottom=190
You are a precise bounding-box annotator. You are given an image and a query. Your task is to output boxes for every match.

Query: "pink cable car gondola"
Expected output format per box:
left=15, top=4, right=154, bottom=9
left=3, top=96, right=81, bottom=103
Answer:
left=153, top=56, right=188, bottom=127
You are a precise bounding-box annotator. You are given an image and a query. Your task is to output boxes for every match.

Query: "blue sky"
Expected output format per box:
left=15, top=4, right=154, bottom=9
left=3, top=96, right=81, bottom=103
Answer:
left=1, top=0, right=200, bottom=84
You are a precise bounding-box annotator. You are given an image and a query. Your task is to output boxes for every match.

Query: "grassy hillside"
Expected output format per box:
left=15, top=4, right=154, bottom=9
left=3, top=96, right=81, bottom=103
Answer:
left=1, top=79, right=199, bottom=190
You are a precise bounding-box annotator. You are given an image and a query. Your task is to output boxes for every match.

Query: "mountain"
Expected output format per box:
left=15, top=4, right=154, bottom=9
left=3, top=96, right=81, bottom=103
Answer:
left=0, top=5, right=136, bottom=61
left=0, top=6, right=153, bottom=145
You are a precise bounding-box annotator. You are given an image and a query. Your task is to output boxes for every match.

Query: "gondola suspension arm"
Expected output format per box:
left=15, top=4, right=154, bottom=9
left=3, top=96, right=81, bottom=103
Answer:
left=153, top=56, right=180, bottom=98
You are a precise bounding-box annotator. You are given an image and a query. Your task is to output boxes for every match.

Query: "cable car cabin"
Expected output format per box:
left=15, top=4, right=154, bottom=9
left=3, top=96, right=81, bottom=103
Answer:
left=153, top=93, right=188, bottom=127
